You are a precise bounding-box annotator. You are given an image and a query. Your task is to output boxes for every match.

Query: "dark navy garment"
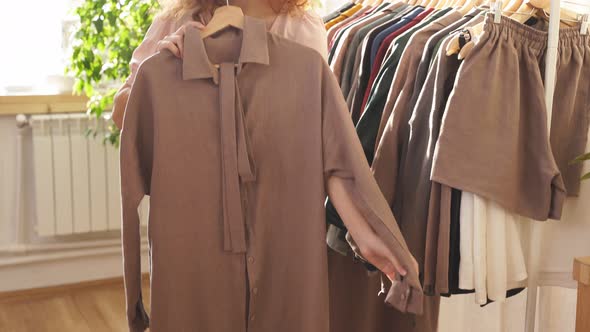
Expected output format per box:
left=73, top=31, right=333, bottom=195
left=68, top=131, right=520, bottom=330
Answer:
left=369, top=7, right=424, bottom=68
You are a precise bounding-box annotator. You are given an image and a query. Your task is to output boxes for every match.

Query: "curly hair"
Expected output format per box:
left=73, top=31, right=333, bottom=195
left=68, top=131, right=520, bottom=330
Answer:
left=160, top=0, right=310, bottom=18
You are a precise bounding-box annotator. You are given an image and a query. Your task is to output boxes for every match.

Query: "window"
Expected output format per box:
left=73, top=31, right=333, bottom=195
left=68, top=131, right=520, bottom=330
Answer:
left=0, top=0, right=80, bottom=95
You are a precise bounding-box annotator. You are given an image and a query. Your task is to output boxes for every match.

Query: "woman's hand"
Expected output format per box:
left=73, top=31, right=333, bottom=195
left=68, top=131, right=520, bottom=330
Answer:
left=112, top=21, right=206, bottom=129
left=327, top=176, right=418, bottom=281
left=156, top=21, right=205, bottom=58
left=347, top=221, right=418, bottom=281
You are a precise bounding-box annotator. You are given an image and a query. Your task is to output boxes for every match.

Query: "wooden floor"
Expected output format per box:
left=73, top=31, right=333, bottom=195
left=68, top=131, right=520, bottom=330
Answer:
left=0, top=276, right=150, bottom=332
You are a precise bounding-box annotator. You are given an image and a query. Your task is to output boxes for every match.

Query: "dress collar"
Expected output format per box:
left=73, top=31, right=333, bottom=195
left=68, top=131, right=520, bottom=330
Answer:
left=182, top=16, right=270, bottom=82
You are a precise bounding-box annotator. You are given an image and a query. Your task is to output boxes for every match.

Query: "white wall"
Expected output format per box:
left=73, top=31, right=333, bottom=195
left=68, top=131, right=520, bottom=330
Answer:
left=0, top=115, right=19, bottom=246
left=0, top=114, right=149, bottom=291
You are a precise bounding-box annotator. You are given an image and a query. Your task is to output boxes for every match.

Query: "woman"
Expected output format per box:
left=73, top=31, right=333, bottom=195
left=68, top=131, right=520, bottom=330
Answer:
left=115, top=1, right=419, bottom=330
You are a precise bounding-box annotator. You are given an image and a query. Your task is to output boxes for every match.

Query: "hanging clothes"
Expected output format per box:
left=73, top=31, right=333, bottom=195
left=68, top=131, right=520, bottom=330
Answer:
left=332, top=3, right=406, bottom=85
left=339, top=3, right=408, bottom=96
left=401, top=13, right=486, bottom=295
left=326, top=3, right=364, bottom=30
left=326, top=5, right=451, bottom=332
left=323, top=2, right=355, bottom=23
left=432, top=15, right=567, bottom=221
left=434, top=14, right=590, bottom=305
left=347, top=5, right=414, bottom=122
left=372, top=9, right=465, bottom=295
left=324, top=2, right=590, bottom=331
left=120, top=17, right=422, bottom=332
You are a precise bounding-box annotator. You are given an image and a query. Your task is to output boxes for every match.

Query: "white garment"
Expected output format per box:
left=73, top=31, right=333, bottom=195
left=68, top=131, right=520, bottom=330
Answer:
left=484, top=197, right=528, bottom=301
left=459, top=192, right=528, bottom=305
left=472, top=194, right=488, bottom=304
left=441, top=137, right=589, bottom=332
left=459, top=192, right=474, bottom=290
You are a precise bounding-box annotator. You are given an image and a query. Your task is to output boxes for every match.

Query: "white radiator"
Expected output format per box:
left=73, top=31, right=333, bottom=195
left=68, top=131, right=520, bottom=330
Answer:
left=28, top=113, right=147, bottom=237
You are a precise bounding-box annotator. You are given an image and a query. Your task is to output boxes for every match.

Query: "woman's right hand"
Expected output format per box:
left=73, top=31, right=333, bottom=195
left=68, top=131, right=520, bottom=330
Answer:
left=156, top=21, right=205, bottom=58
left=113, top=21, right=206, bottom=129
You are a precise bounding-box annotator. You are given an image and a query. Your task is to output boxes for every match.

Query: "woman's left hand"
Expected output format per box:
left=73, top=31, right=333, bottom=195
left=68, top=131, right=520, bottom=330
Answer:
left=327, top=176, right=418, bottom=281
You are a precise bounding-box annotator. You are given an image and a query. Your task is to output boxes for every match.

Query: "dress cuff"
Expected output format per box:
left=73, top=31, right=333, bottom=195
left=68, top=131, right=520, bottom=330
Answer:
left=385, top=275, right=424, bottom=315
left=128, top=317, right=149, bottom=332
left=128, top=298, right=150, bottom=332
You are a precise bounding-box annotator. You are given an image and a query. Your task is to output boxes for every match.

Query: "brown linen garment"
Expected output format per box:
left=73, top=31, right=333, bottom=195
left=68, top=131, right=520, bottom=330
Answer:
left=431, top=15, right=573, bottom=221
left=120, top=17, right=422, bottom=332
left=373, top=7, right=461, bottom=263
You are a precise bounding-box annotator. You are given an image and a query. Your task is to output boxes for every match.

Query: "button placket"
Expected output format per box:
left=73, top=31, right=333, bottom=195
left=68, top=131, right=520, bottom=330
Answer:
left=246, top=254, right=257, bottom=327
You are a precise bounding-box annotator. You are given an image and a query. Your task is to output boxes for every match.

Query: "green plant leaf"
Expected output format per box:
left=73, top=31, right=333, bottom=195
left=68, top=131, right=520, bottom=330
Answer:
left=68, top=0, right=159, bottom=146
left=581, top=172, right=590, bottom=181
left=570, top=151, right=590, bottom=164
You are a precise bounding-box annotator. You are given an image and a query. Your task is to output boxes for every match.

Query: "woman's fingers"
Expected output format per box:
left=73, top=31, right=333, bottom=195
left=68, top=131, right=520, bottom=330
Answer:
left=185, top=21, right=206, bottom=30
left=157, top=39, right=181, bottom=57
left=168, top=35, right=183, bottom=57
left=359, top=239, right=407, bottom=281
left=377, top=252, right=406, bottom=281
left=380, top=261, right=398, bottom=281
left=159, top=22, right=206, bottom=58
left=157, top=34, right=183, bottom=57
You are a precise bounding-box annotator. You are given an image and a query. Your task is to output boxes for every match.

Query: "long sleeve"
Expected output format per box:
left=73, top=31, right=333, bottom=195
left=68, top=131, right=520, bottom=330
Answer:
left=320, top=62, right=423, bottom=314
left=120, top=64, right=154, bottom=332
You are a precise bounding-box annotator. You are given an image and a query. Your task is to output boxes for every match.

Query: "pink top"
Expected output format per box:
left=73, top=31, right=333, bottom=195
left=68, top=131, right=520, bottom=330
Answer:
left=125, top=8, right=328, bottom=86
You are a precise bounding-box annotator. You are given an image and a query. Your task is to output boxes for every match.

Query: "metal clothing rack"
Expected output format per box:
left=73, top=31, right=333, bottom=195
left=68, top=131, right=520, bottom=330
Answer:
left=524, top=0, right=561, bottom=331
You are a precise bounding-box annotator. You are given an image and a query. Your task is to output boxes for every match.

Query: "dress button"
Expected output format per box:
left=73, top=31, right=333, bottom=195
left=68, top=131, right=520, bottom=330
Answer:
left=248, top=256, right=255, bottom=264
left=252, top=287, right=259, bottom=295
left=250, top=314, right=256, bottom=321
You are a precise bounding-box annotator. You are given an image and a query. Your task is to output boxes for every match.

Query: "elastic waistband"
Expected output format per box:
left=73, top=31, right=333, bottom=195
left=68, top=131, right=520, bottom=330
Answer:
left=483, top=13, right=589, bottom=50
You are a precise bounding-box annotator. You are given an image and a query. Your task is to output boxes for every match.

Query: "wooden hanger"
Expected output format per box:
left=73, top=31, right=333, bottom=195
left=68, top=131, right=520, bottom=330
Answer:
left=508, top=0, right=537, bottom=23
left=541, top=0, right=584, bottom=27
left=527, top=0, right=580, bottom=26
left=419, top=0, right=430, bottom=7
left=457, top=0, right=477, bottom=15
left=436, top=0, right=448, bottom=8
left=438, top=0, right=449, bottom=8
left=200, top=1, right=245, bottom=39
left=503, top=0, right=524, bottom=12
left=456, top=0, right=468, bottom=7
left=424, top=0, right=437, bottom=8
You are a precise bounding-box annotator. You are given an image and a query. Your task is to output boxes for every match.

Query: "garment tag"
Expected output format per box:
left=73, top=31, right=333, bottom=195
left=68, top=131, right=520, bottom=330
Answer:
left=493, top=1, right=503, bottom=24
left=581, top=14, right=589, bottom=35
